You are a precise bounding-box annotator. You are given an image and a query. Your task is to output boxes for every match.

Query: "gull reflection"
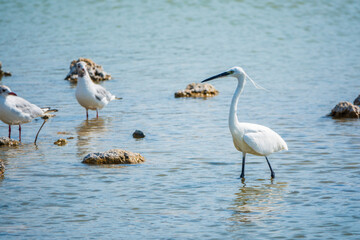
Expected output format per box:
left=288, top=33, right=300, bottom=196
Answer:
left=76, top=117, right=109, bottom=157
left=228, top=179, right=288, bottom=225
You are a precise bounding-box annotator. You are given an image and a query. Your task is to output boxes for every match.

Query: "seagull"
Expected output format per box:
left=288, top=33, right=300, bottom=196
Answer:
left=0, top=85, right=56, bottom=142
left=202, top=67, right=288, bottom=179
left=75, top=61, right=121, bottom=119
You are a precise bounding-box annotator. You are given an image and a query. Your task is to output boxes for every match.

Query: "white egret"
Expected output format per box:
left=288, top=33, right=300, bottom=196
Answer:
left=202, top=67, right=288, bottom=179
left=0, top=85, right=56, bottom=142
left=75, top=61, right=121, bottom=119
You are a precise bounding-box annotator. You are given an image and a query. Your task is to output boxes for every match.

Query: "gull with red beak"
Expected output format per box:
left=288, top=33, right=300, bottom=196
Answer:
left=75, top=61, right=121, bottom=119
left=0, top=85, right=56, bottom=142
left=202, top=67, right=288, bottom=179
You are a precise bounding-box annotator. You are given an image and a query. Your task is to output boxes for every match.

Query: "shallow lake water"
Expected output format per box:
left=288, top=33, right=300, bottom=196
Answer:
left=1, top=0, right=360, bottom=239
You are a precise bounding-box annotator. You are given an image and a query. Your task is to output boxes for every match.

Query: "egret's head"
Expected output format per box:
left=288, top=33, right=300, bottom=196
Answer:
left=201, top=66, right=266, bottom=90
left=0, top=85, right=17, bottom=97
left=76, top=61, right=87, bottom=77
left=202, top=66, right=246, bottom=83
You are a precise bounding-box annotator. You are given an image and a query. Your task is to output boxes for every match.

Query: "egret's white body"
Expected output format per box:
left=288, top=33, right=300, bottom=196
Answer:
left=75, top=61, right=119, bottom=119
left=202, top=67, right=288, bottom=178
left=0, top=85, right=53, bottom=141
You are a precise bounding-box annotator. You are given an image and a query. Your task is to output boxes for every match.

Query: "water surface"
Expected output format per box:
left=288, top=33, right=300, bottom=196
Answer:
left=1, top=0, right=360, bottom=239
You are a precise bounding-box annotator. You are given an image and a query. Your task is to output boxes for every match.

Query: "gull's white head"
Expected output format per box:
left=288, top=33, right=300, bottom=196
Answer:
left=201, top=66, right=266, bottom=90
left=0, top=85, right=17, bottom=97
left=76, top=61, right=88, bottom=78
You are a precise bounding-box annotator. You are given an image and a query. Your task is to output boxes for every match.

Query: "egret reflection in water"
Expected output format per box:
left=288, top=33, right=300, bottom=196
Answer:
left=228, top=180, right=288, bottom=225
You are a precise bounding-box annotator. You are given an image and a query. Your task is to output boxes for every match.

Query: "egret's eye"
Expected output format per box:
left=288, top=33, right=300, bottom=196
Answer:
left=229, top=70, right=234, bottom=74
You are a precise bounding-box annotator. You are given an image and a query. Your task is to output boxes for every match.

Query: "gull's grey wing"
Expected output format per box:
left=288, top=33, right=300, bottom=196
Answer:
left=94, top=84, right=113, bottom=102
left=14, top=97, right=43, bottom=118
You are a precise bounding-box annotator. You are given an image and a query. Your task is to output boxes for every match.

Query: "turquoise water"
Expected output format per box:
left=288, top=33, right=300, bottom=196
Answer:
left=1, top=0, right=360, bottom=239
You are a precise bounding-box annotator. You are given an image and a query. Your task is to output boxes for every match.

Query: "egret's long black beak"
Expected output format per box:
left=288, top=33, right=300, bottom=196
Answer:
left=201, top=71, right=231, bottom=83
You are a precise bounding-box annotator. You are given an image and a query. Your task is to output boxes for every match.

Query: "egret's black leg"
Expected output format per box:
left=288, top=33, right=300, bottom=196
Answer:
left=19, top=124, right=21, bottom=142
left=240, top=155, right=246, bottom=179
left=265, top=156, right=275, bottom=178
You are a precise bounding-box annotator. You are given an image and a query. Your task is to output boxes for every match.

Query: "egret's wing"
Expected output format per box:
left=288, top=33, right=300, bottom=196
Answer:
left=14, top=97, right=43, bottom=118
left=94, top=85, right=113, bottom=102
left=243, top=129, right=288, bottom=156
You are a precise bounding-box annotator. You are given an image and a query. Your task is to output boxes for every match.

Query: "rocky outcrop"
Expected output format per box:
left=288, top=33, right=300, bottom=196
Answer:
left=329, top=101, right=360, bottom=118
left=82, top=149, right=145, bottom=165
left=65, top=58, right=111, bottom=82
left=175, top=83, right=219, bottom=98
left=0, top=62, right=11, bottom=78
left=0, top=137, right=20, bottom=146
left=54, top=138, right=68, bottom=146
left=0, top=159, right=5, bottom=175
left=133, top=130, right=145, bottom=138
left=353, top=95, right=360, bottom=106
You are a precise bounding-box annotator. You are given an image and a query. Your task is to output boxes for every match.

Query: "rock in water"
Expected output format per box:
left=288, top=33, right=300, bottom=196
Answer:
left=0, top=62, right=12, bottom=78
left=0, top=159, right=5, bottom=174
left=329, top=101, right=360, bottom=118
left=354, top=95, right=360, bottom=106
left=0, top=137, right=20, bottom=146
left=175, top=83, right=219, bottom=98
left=133, top=130, right=145, bottom=138
left=82, top=149, right=145, bottom=164
left=54, top=138, right=68, bottom=146
left=65, top=58, right=111, bottom=82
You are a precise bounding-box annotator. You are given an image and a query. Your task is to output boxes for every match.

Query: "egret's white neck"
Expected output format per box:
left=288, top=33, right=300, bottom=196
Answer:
left=229, top=75, right=245, bottom=132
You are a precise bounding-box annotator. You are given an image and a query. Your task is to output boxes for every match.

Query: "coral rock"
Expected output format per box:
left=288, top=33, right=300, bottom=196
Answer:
left=353, top=95, right=360, bottom=106
left=0, top=62, right=12, bottom=78
left=65, top=58, right=111, bottom=82
left=133, top=130, right=145, bottom=138
left=175, top=83, right=219, bottom=98
left=0, top=137, right=20, bottom=146
left=329, top=101, right=360, bottom=118
left=82, top=149, right=145, bottom=165
left=54, top=138, right=68, bottom=146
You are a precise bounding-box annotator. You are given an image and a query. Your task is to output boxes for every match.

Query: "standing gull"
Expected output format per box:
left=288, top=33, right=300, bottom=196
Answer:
left=202, top=67, right=288, bottom=179
left=0, top=85, right=56, bottom=142
left=75, top=61, right=121, bottom=119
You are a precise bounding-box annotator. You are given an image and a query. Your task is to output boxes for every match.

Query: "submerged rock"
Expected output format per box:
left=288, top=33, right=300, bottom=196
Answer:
left=82, top=149, right=145, bottom=165
left=133, top=130, right=145, bottom=138
left=0, top=159, right=5, bottom=175
left=65, top=58, right=111, bottom=82
left=329, top=101, right=360, bottom=118
left=57, top=131, right=72, bottom=135
left=353, top=95, right=360, bottom=106
left=0, top=62, right=12, bottom=78
left=175, top=83, right=219, bottom=98
left=0, top=137, right=20, bottom=146
left=54, top=138, right=68, bottom=146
